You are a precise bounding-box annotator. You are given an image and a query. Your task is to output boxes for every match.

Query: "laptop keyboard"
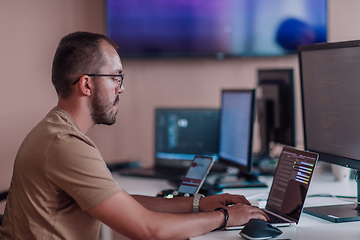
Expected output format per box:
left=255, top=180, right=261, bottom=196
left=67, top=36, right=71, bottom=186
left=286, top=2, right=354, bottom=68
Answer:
left=267, top=213, right=290, bottom=224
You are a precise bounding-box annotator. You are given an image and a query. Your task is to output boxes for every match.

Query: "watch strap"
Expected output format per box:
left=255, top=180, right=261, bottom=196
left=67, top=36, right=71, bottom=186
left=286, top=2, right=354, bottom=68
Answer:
left=213, top=207, right=229, bottom=231
left=192, top=193, right=204, bottom=212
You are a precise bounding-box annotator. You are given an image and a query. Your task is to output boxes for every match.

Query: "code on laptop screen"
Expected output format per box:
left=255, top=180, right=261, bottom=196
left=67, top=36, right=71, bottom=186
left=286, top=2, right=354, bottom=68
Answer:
left=266, top=147, right=318, bottom=220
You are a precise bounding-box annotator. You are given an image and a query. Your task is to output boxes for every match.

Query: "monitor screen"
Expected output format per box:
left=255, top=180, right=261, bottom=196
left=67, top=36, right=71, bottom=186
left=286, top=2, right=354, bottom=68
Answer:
left=256, top=69, right=295, bottom=159
left=299, top=40, right=360, bottom=170
left=298, top=39, right=360, bottom=223
left=154, top=108, right=219, bottom=169
left=106, top=0, right=327, bottom=58
left=218, top=89, right=255, bottom=173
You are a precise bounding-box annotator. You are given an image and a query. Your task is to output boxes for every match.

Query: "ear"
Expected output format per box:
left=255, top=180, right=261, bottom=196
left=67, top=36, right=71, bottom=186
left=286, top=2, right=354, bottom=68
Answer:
left=76, top=75, right=93, bottom=96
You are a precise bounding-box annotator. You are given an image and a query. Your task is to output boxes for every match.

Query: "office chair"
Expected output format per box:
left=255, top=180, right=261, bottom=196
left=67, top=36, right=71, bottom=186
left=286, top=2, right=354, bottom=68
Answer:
left=0, top=190, right=9, bottom=226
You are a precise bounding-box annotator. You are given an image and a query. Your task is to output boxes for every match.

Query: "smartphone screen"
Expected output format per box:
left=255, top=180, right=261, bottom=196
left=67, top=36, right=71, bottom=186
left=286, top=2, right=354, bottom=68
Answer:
left=177, top=156, right=215, bottom=195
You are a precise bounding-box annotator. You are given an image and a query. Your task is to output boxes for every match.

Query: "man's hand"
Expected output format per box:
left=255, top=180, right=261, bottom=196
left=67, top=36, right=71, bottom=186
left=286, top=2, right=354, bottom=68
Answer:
left=199, top=193, right=269, bottom=227
left=199, top=193, right=251, bottom=212
left=226, top=203, right=269, bottom=227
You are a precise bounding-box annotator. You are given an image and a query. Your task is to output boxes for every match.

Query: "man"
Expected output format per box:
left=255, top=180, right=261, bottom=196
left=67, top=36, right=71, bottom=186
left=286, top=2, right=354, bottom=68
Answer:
left=0, top=32, right=268, bottom=240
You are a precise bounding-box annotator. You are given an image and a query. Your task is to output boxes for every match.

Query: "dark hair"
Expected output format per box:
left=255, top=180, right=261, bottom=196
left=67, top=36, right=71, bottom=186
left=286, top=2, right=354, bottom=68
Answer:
left=51, top=31, right=118, bottom=99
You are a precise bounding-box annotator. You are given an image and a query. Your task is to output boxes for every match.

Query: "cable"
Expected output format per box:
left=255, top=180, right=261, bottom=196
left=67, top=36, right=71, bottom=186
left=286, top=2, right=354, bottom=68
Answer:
left=307, top=193, right=359, bottom=204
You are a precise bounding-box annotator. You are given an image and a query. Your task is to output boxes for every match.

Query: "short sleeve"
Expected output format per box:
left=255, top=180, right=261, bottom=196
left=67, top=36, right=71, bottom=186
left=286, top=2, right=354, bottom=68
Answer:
left=45, top=133, right=122, bottom=210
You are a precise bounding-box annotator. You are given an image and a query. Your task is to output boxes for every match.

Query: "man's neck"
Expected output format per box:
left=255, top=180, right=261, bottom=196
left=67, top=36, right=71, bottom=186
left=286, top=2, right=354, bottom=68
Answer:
left=57, top=97, right=95, bottom=134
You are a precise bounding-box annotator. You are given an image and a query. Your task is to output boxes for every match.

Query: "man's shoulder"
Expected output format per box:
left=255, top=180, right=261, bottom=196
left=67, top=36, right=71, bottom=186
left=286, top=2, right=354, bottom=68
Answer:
left=36, top=107, right=95, bottom=147
left=17, top=107, right=97, bottom=162
left=43, top=107, right=81, bottom=135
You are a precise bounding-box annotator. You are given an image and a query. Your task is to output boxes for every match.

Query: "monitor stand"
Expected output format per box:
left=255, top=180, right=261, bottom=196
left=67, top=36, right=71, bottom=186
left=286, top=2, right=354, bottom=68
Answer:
left=254, top=155, right=279, bottom=175
left=303, top=174, right=360, bottom=223
left=216, top=172, right=267, bottom=189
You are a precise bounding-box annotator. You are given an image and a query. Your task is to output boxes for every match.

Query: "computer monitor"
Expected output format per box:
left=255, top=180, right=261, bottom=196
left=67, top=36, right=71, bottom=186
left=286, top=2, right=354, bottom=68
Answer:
left=298, top=40, right=360, bottom=223
left=155, top=108, right=225, bottom=171
left=255, top=69, right=296, bottom=161
left=216, top=89, right=266, bottom=188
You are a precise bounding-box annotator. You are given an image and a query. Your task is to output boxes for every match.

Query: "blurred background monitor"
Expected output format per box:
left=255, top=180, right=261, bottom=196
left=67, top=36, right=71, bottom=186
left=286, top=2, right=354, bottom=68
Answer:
left=117, top=108, right=224, bottom=181
left=216, top=89, right=267, bottom=188
left=106, top=0, right=327, bottom=58
left=255, top=69, right=296, bottom=162
left=155, top=108, right=225, bottom=171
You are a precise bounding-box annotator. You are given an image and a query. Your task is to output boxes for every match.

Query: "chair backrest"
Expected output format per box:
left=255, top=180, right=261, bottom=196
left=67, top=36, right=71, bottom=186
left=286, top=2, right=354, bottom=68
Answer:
left=0, top=190, right=9, bottom=226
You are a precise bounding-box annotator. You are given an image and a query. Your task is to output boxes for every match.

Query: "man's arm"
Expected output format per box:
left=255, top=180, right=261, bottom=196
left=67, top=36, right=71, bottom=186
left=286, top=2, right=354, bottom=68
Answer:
left=131, top=194, right=194, bottom=213
left=87, top=191, right=268, bottom=240
left=131, top=193, right=252, bottom=213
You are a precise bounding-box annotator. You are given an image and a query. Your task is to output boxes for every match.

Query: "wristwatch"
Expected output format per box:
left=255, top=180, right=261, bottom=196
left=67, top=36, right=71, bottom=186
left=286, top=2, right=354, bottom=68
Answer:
left=192, top=193, right=204, bottom=212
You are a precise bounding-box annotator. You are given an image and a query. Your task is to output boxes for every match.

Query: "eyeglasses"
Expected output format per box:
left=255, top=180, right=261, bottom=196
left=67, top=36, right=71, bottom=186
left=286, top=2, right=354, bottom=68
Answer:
left=73, top=74, right=124, bottom=88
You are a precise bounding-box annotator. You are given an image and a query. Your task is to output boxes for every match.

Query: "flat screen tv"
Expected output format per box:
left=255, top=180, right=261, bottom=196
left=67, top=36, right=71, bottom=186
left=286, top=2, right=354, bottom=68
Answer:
left=106, top=0, right=327, bottom=58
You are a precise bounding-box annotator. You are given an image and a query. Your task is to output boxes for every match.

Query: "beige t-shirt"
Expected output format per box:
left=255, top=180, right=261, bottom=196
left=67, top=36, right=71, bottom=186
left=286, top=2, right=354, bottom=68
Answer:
left=0, top=107, right=122, bottom=240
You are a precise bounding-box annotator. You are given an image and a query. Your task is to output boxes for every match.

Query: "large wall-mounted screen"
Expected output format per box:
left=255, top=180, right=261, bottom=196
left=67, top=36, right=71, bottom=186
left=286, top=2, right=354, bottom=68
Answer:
left=106, top=0, right=327, bottom=58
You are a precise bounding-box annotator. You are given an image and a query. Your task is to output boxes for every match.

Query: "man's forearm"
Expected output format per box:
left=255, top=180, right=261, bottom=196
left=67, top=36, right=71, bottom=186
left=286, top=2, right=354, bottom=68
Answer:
left=131, top=194, right=193, bottom=213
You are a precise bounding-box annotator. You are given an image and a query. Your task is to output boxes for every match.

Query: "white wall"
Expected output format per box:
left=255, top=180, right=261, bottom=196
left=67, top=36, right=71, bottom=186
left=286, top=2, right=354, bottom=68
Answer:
left=327, top=0, right=360, bottom=42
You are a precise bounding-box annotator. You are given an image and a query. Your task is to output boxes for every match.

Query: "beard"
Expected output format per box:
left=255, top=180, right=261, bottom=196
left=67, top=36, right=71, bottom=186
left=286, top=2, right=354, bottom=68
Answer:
left=90, top=87, right=119, bottom=126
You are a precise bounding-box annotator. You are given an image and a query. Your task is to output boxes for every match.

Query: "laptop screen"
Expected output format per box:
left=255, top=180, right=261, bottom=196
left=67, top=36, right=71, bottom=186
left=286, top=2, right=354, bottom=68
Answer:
left=266, top=146, right=318, bottom=222
left=154, top=108, right=219, bottom=169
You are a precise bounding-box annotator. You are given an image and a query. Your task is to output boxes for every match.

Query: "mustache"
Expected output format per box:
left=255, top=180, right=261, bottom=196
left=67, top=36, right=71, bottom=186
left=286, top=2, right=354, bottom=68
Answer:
left=114, top=95, right=120, bottom=105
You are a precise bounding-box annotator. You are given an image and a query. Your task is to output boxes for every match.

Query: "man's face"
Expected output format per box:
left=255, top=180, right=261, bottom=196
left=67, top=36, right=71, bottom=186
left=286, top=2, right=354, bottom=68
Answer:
left=91, top=85, right=119, bottom=125
left=90, top=41, right=123, bottom=125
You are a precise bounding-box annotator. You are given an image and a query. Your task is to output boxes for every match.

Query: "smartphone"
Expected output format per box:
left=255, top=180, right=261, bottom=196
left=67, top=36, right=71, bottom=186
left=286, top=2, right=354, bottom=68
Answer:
left=176, top=155, right=215, bottom=196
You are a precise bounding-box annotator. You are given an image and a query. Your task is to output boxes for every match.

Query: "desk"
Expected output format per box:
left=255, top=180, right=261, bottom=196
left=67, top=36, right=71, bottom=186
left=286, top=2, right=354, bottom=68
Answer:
left=109, top=168, right=360, bottom=240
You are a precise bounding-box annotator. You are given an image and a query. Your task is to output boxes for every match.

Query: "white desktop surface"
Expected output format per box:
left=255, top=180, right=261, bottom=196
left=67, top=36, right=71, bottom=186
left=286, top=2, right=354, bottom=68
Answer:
left=111, top=168, right=360, bottom=240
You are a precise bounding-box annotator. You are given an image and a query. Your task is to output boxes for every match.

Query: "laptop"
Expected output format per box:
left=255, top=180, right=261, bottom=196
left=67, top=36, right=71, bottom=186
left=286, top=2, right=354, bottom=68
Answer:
left=227, top=146, right=319, bottom=229
left=118, top=108, right=223, bottom=181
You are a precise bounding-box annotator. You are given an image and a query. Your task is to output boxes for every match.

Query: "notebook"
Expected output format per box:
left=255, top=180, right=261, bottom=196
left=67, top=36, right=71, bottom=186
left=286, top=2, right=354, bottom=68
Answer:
left=227, top=146, right=319, bottom=230
left=118, top=108, right=222, bottom=180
